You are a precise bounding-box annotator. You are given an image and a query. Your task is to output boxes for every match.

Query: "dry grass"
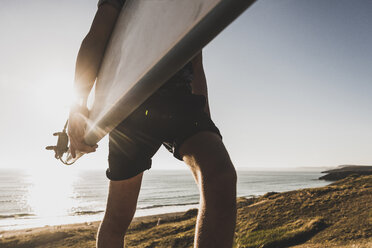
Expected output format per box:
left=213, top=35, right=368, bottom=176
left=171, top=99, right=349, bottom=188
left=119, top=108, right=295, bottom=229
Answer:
left=234, top=175, right=372, bottom=248
left=234, top=217, right=326, bottom=248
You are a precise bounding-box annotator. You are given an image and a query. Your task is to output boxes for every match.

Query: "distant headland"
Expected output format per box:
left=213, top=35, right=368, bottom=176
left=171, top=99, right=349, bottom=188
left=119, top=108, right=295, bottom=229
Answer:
left=319, top=165, right=372, bottom=181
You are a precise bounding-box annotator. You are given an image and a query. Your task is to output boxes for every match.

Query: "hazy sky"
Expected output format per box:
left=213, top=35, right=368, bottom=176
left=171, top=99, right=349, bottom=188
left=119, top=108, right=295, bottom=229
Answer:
left=0, top=0, right=371, bottom=172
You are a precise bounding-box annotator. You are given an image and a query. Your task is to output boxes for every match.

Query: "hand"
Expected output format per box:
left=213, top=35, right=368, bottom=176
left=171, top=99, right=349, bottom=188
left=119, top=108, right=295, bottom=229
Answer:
left=68, top=104, right=98, bottom=158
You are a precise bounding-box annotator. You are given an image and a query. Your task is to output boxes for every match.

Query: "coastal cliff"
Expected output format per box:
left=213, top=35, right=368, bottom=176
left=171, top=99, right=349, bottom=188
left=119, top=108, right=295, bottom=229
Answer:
left=319, top=165, right=372, bottom=181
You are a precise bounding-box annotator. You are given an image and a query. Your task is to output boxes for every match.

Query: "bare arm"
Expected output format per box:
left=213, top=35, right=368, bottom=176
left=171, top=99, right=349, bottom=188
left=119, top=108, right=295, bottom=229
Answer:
left=191, top=52, right=210, bottom=116
left=68, top=4, right=121, bottom=157
left=74, top=4, right=121, bottom=103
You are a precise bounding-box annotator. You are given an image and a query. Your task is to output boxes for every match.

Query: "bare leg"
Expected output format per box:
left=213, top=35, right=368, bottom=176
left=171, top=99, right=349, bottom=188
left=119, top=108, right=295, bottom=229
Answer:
left=97, top=172, right=143, bottom=248
left=179, top=132, right=237, bottom=248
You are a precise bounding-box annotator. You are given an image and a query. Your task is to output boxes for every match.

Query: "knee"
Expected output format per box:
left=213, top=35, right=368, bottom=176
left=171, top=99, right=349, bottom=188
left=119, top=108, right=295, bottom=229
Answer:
left=201, top=163, right=237, bottom=197
left=198, top=165, right=237, bottom=214
left=101, top=210, right=134, bottom=236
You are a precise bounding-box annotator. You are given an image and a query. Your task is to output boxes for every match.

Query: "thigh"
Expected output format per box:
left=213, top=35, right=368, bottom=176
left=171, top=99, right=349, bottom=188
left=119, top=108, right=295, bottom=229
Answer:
left=105, top=172, right=143, bottom=223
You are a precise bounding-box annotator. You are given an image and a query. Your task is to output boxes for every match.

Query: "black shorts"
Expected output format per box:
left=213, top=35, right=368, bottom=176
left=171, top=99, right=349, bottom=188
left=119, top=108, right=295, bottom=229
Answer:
left=106, top=84, right=222, bottom=181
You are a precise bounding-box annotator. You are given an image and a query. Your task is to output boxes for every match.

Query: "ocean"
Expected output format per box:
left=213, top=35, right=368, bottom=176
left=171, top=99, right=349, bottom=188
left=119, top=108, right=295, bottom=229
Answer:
left=0, top=169, right=330, bottom=231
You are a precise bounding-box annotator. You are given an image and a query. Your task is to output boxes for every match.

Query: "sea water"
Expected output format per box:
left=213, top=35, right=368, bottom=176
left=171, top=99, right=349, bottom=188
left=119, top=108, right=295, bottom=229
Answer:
left=0, top=169, right=330, bottom=231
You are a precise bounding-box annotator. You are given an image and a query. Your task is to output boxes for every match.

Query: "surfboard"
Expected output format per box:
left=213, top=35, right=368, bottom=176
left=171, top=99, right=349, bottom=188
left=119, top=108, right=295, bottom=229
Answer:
left=83, top=0, right=255, bottom=147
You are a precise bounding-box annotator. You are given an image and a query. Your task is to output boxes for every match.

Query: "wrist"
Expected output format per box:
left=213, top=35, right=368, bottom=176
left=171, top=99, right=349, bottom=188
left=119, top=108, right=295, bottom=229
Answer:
left=69, top=101, right=89, bottom=118
left=71, top=88, right=88, bottom=107
left=73, top=83, right=91, bottom=105
left=74, top=97, right=88, bottom=108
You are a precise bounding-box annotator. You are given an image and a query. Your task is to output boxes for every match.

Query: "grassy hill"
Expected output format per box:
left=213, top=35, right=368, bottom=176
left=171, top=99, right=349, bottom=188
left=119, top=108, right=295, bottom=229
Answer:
left=233, top=175, right=371, bottom=248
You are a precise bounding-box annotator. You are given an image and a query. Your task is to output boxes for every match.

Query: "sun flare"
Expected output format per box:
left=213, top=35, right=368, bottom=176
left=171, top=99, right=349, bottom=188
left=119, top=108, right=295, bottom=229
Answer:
left=25, top=168, right=79, bottom=218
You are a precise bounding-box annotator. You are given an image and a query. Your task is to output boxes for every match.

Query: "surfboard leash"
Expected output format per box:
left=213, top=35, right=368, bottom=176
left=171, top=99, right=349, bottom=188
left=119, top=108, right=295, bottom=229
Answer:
left=45, top=119, right=75, bottom=165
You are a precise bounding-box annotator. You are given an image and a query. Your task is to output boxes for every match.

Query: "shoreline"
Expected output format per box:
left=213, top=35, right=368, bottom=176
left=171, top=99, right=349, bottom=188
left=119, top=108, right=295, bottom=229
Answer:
left=0, top=171, right=330, bottom=233
left=0, top=175, right=371, bottom=247
left=0, top=171, right=330, bottom=234
left=0, top=203, right=200, bottom=233
left=0, top=171, right=328, bottom=231
left=0, top=210, right=189, bottom=239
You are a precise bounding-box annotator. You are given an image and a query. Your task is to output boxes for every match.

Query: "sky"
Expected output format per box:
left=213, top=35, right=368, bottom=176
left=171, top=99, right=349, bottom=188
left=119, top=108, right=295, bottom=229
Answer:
left=0, top=0, right=371, bottom=173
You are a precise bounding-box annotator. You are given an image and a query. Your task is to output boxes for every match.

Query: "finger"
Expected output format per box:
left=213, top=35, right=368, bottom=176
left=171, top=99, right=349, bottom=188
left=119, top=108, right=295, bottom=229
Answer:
left=70, top=145, right=76, bottom=158
left=70, top=133, right=97, bottom=155
left=70, top=138, right=83, bottom=158
left=77, top=145, right=97, bottom=153
left=69, top=127, right=85, bottom=144
left=69, top=136, right=79, bottom=149
left=69, top=125, right=84, bottom=138
left=73, top=141, right=97, bottom=154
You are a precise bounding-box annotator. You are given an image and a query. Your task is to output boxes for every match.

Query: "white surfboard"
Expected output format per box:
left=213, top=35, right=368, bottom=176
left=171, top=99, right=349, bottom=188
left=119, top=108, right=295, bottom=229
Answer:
left=84, top=0, right=255, bottom=146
